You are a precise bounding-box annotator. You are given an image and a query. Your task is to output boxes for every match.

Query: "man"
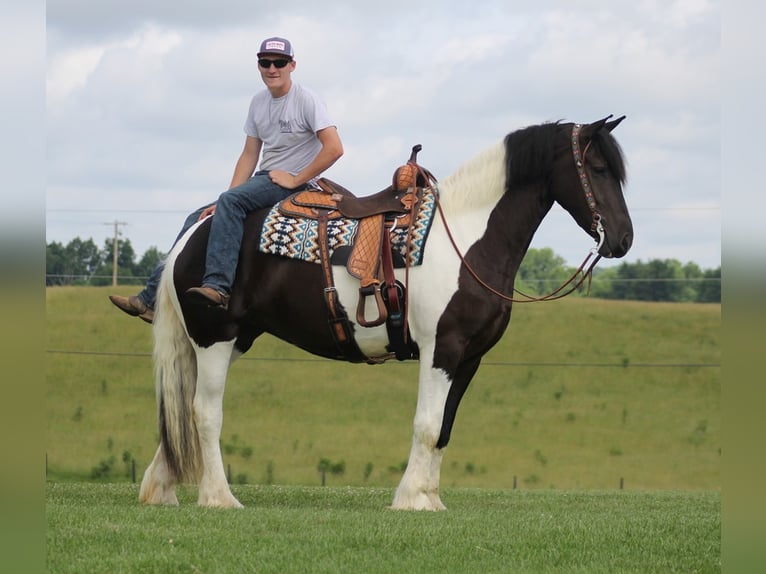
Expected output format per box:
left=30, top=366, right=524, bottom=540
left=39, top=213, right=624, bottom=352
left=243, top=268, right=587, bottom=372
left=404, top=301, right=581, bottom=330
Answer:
left=110, top=36, right=343, bottom=322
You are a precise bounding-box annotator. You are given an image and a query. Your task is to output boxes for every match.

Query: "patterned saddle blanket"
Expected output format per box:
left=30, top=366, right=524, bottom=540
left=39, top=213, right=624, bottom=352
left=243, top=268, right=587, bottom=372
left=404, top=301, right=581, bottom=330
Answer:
left=258, top=185, right=438, bottom=268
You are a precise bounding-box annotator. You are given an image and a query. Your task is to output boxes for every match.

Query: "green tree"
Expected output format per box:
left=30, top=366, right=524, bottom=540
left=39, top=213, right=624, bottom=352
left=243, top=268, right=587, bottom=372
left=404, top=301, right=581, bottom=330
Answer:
left=593, top=259, right=720, bottom=302
left=89, top=238, right=137, bottom=285
left=69, top=237, right=102, bottom=279
left=135, top=246, right=165, bottom=279
left=645, top=259, right=688, bottom=302
left=609, top=259, right=679, bottom=301
left=102, top=238, right=137, bottom=271
left=45, top=236, right=167, bottom=286
left=517, top=248, right=572, bottom=296
left=46, top=241, right=69, bottom=285
left=46, top=238, right=103, bottom=285
left=589, top=267, right=618, bottom=299
left=681, top=262, right=704, bottom=302
left=696, top=267, right=721, bottom=302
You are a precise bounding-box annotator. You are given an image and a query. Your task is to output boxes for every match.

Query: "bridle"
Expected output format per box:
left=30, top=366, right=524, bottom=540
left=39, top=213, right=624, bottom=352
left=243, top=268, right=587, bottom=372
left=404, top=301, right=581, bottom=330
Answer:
left=431, top=122, right=607, bottom=303
left=571, top=123, right=606, bottom=252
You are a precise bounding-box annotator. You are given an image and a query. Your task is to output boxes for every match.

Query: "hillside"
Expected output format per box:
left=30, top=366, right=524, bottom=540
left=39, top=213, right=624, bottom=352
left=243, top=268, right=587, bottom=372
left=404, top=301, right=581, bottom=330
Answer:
left=46, top=287, right=720, bottom=490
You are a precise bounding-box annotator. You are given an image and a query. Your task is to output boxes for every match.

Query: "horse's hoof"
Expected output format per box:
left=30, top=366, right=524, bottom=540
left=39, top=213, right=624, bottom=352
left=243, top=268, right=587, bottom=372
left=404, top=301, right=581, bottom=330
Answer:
left=197, top=494, right=244, bottom=509
left=138, top=489, right=179, bottom=506
left=390, top=491, right=446, bottom=511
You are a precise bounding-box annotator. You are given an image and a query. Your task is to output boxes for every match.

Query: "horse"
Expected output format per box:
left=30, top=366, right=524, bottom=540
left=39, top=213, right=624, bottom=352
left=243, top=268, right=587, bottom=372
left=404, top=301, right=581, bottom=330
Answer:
left=138, top=115, right=633, bottom=510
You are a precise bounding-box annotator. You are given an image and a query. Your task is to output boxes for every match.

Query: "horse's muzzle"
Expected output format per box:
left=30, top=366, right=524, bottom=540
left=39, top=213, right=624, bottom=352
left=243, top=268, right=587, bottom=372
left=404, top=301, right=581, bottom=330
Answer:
left=601, top=231, right=633, bottom=259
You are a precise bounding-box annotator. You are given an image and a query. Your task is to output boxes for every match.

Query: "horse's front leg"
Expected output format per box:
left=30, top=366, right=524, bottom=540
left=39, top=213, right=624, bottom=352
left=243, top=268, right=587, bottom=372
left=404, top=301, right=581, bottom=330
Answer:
left=193, top=340, right=243, bottom=508
left=392, top=355, right=451, bottom=511
left=139, top=444, right=179, bottom=506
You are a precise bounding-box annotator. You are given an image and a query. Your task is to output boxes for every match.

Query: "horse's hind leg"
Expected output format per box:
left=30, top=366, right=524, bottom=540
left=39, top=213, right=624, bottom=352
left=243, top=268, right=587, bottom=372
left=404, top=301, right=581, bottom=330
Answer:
left=194, top=340, right=243, bottom=508
left=139, top=444, right=179, bottom=506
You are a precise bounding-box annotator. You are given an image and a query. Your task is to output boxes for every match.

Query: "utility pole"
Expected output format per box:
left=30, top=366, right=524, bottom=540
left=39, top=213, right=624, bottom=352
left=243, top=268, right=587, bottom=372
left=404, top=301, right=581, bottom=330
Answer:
left=104, top=221, right=128, bottom=286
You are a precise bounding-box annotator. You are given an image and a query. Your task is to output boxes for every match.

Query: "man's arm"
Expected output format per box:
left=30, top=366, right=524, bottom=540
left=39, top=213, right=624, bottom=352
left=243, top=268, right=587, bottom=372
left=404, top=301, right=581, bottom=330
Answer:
left=198, top=136, right=262, bottom=220
left=230, top=135, right=263, bottom=188
left=268, top=126, right=343, bottom=189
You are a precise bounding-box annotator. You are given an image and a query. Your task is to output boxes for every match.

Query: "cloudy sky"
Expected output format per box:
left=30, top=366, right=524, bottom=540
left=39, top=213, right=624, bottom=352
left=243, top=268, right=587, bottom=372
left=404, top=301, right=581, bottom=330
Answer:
left=44, top=0, right=723, bottom=270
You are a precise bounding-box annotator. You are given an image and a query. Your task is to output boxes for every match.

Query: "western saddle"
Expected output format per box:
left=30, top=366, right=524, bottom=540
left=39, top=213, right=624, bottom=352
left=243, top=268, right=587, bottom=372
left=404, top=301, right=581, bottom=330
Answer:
left=275, top=145, right=437, bottom=364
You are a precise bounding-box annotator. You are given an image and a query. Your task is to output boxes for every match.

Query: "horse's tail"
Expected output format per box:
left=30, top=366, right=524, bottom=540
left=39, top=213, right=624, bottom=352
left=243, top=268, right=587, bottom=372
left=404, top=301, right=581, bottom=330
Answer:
left=152, top=245, right=201, bottom=483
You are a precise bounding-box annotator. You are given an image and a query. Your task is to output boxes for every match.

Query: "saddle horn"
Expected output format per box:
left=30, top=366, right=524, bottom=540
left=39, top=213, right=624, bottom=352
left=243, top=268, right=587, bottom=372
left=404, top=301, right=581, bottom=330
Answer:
left=393, top=144, right=424, bottom=191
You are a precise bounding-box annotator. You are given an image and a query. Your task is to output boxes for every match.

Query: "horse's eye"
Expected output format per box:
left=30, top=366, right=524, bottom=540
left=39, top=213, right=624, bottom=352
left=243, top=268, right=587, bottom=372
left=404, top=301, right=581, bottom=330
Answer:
left=590, top=165, right=608, bottom=176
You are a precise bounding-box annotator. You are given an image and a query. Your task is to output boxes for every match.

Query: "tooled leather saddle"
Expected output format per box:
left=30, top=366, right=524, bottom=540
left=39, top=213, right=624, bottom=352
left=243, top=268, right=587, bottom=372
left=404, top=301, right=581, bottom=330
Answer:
left=275, top=145, right=437, bottom=364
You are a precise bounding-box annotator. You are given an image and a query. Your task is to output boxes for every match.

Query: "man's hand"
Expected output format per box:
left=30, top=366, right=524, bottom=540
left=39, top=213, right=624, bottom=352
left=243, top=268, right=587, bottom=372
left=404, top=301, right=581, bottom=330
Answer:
left=198, top=204, right=217, bottom=220
left=268, top=170, right=300, bottom=189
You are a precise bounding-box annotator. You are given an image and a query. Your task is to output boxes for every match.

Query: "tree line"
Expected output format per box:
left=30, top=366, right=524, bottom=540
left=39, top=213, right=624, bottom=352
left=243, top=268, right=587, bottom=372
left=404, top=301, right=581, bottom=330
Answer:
left=45, top=237, right=721, bottom=302
left=516, top=248, right=720, bottom=303
left=46, top=237, right=164, bottom=287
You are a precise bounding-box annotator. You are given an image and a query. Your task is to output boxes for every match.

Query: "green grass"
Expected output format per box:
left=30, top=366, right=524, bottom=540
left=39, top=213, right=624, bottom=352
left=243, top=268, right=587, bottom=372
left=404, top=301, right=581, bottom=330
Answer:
left=46, top=287, right=720, bottom=490
left=46, top=483, right=720, bottom=574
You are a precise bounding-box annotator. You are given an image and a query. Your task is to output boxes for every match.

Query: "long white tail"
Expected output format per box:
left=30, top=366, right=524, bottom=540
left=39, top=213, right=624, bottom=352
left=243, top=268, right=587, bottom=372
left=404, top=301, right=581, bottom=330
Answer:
left=152, top=250, right=201, bottom=482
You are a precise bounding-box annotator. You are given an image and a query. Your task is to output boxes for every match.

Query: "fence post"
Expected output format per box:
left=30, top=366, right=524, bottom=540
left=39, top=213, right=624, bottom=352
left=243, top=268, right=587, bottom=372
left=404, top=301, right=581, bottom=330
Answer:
left=513, top=475, right=517, bottom=490
left=227, top=464, right=232, bottom=484
left=620, top=477, right=624, bottom=490
left=131, top=459, right=136, bottom=483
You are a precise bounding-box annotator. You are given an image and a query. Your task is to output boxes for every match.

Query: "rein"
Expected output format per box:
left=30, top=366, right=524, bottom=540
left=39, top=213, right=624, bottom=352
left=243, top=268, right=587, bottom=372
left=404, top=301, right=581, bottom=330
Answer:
left=431, top=123, right=605, bottom=304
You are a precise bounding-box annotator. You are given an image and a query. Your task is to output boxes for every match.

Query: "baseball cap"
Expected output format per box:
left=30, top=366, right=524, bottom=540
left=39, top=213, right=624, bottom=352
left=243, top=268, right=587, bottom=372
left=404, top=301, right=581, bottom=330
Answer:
left=257, top=37, right=294, bottom=58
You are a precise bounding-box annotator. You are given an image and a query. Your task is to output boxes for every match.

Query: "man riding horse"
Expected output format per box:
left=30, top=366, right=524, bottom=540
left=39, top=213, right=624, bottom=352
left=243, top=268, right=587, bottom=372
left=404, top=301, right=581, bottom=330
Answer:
left=109, top=36, right=343, bottom=322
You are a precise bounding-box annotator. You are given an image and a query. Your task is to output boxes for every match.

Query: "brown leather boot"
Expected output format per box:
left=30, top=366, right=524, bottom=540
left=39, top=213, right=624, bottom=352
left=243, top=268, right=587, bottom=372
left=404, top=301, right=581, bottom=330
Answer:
left=186, top=286, right=229, bottom=309
left=108, top=295, right=154, bottom=324
left=138, top=308, right=155, bottom=324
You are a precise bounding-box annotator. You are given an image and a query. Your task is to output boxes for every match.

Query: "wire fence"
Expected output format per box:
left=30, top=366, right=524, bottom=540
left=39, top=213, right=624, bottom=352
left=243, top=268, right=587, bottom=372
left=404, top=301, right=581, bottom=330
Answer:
left=45, top=349, right=720, bottom=369
left=45, top=274, right=722, bottom=283
left=44, top=452, right=634, bottom=491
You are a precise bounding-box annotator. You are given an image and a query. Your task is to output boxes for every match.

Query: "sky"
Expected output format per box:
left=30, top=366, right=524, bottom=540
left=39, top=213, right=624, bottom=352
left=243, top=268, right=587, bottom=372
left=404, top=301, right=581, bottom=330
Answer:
left=43, top=0, right=724, bottom=270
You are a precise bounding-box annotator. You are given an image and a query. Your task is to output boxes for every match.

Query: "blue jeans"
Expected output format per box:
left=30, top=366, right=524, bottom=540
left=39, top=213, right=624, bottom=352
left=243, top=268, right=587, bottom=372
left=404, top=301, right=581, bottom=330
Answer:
left=202, top=171, right=305, bottom=295
left=138, top=172, right=303, bottom=308
left=138, top=204, right=214, bottom=309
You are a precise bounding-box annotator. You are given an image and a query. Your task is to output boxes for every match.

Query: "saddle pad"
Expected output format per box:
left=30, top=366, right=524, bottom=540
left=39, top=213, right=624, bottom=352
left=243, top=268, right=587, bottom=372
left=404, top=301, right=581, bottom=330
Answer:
left=258, top=186, right=438, bottom=266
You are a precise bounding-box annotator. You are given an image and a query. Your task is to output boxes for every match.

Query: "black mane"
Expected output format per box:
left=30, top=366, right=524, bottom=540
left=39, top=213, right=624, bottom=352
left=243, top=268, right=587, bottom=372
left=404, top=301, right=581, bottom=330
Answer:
left=503, top=121, right=627, bottom=191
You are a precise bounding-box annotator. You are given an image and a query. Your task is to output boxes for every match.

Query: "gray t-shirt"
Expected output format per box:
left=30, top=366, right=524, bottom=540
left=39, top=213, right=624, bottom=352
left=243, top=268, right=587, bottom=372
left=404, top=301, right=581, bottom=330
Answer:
left=244, top=83, right=335, bottom=179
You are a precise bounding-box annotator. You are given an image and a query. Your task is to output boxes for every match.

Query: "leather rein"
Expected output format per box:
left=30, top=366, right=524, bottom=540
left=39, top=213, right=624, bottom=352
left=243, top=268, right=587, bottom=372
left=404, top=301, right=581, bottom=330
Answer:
left=429, top=122, right=606, bottom=303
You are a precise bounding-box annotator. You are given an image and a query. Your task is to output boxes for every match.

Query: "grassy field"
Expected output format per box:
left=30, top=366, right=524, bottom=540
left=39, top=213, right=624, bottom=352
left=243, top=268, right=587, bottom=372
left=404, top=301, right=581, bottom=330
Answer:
left=46, top=483, right=720, bottom=573
left=46, top=287, right=720, bottom=491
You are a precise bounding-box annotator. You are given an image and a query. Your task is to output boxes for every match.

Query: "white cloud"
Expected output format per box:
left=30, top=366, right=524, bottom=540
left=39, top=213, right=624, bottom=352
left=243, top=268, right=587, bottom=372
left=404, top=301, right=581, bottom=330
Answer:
left=47, top=24, right=182, bottom=105
left=667, top=0, right=716, bottom=27
left=47, top=45, right=104, bottom=102
left=45, top=1, right=722, bottom=269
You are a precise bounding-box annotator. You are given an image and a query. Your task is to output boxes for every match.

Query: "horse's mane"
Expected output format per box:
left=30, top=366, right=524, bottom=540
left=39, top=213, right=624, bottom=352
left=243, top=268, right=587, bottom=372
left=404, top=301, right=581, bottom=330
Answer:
left=504, top=121, right=627, bottom=191
left=437, top=120, right=627, bottom=213
left=437, top=142, right=507, bottom=213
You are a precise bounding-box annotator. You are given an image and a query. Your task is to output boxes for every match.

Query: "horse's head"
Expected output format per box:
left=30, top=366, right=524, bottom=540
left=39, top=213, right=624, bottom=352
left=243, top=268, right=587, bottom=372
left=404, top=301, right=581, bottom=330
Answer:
left=551, top=116, right=633, bottom=259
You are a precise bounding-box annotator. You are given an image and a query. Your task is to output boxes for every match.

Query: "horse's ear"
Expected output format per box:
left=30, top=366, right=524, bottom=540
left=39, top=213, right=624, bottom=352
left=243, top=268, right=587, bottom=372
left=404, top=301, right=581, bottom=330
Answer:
left=581, top=114, right=624, bottom=140
left=605, top=115, right=626, bottom=133
left=587, top=115, right=613, bottom=134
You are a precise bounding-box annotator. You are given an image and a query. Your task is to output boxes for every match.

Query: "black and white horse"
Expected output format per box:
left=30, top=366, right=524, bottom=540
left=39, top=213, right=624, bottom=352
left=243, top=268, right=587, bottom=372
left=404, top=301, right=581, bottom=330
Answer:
left=139, top=116, right=633, bottom=510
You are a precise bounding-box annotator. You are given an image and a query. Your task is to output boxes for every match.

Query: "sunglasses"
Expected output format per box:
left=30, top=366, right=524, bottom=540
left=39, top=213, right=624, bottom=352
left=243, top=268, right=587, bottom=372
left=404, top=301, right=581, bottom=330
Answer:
left=258, top=58, right=292, bottom=69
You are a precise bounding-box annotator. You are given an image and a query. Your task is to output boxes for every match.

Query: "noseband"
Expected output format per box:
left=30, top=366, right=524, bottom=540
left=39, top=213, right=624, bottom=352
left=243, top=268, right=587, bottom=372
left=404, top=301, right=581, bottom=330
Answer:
left=433, top=123, right=607, bottom=303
